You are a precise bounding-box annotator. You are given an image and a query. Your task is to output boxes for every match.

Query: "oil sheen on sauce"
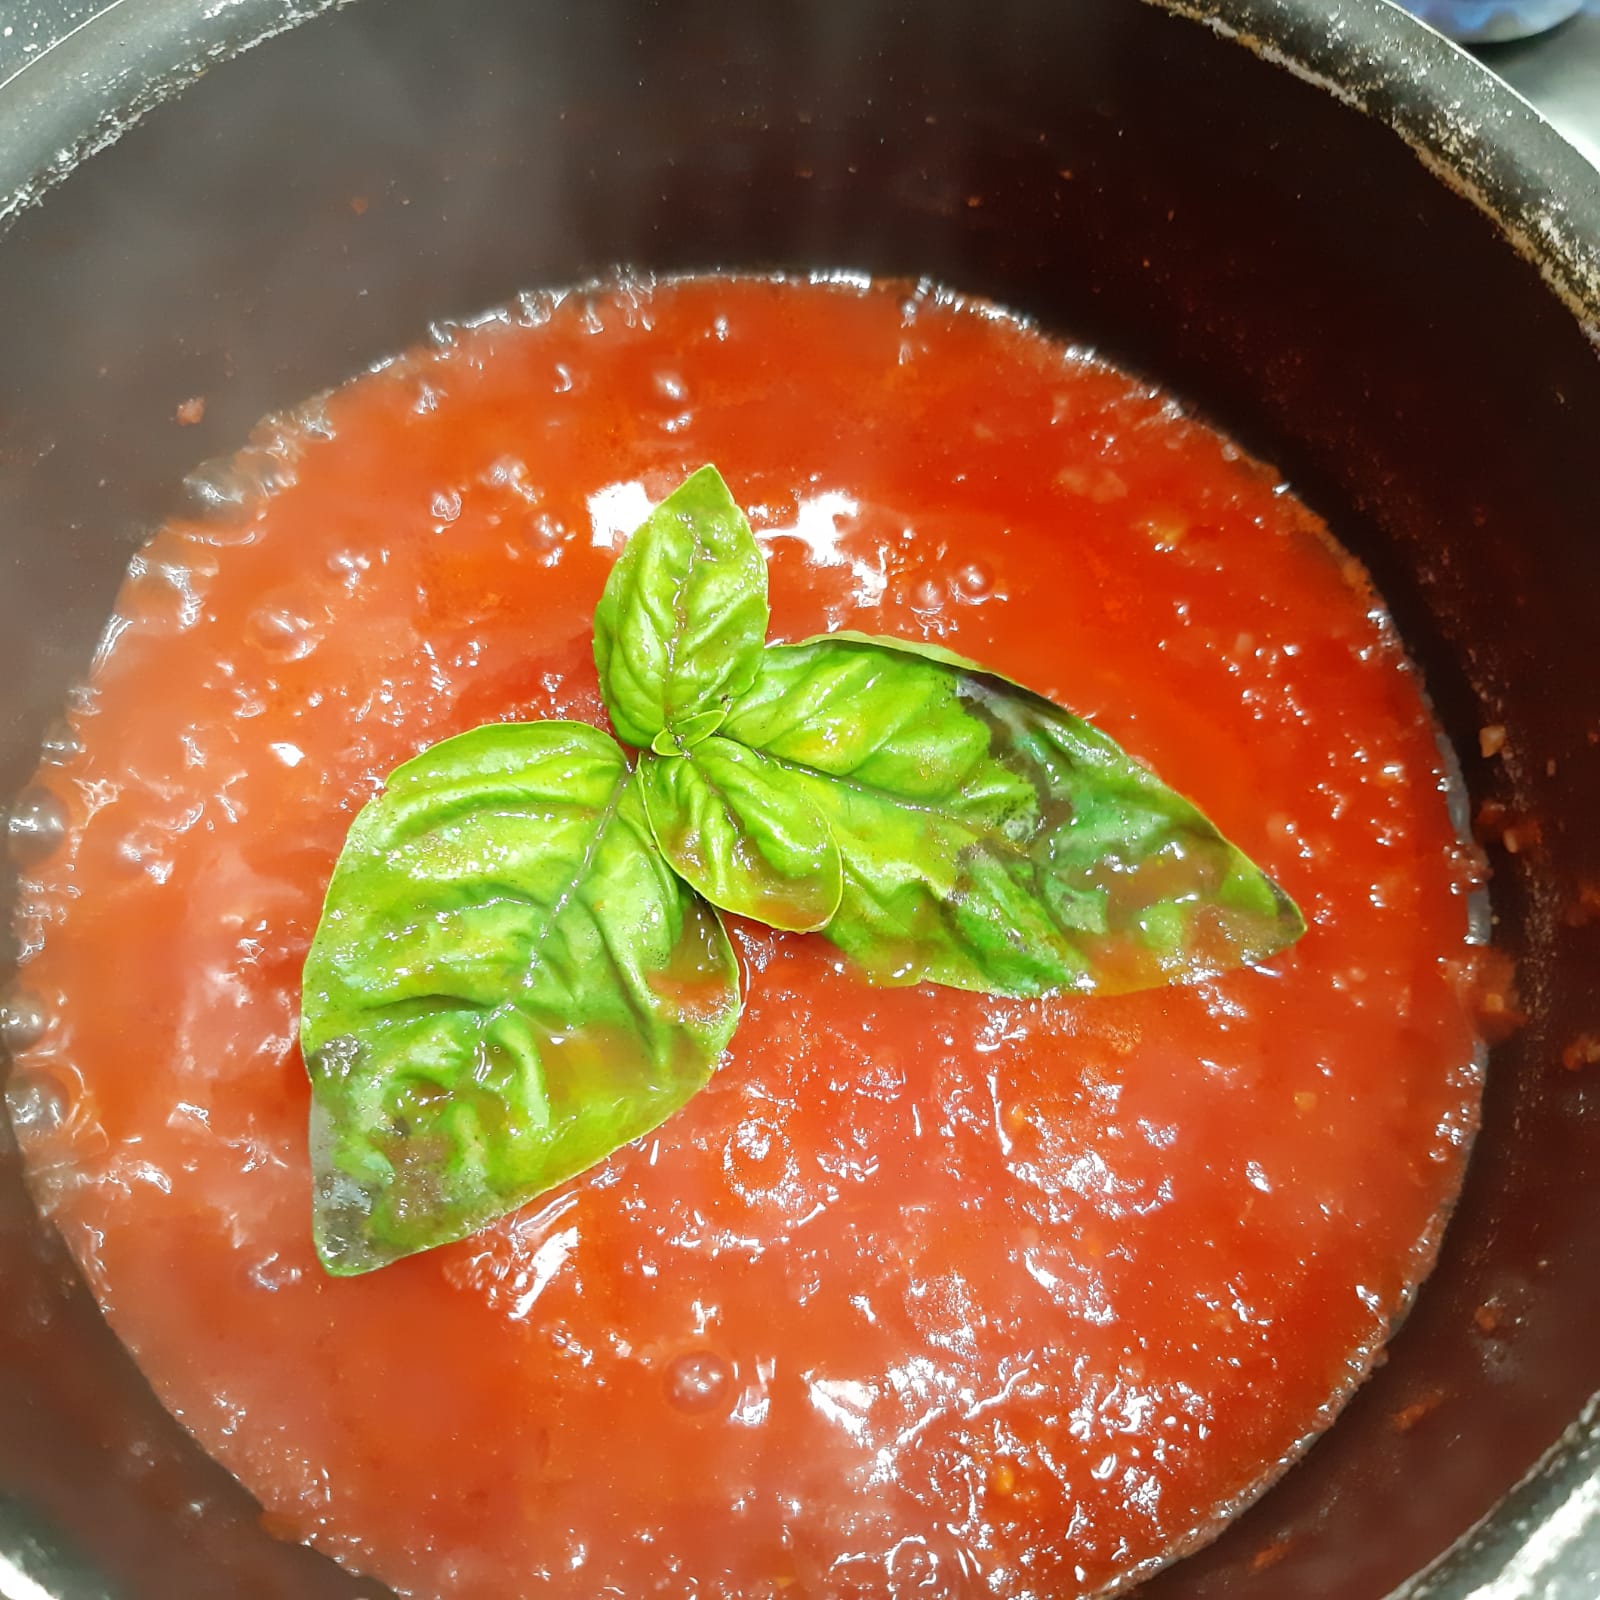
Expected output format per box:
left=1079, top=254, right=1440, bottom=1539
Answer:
left=6, top=276, right=1486, bottom=1600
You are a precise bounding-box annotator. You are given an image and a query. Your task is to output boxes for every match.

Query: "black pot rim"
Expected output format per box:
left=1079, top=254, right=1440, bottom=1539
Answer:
left=1152, top=0, right=1600, bottom=337
left=0, top=2, right=1595, bottom=1597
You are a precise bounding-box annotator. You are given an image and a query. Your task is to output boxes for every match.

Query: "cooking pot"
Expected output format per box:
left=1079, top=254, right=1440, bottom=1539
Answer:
left=0, top=1, right=1596, bottom=1596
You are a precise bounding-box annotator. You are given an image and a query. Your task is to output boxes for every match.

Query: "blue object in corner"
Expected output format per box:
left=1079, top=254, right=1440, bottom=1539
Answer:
left=1395, top=0, right=1585, bottom=40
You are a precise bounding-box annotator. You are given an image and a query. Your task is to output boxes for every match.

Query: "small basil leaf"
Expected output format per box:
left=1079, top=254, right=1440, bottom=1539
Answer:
left=593, top=466, right=768, bottom=750
left=650, top=706, right=727, bottom=756
left=300, top=721, right=740, bottom=1274
left=722, top=637, right=1304, bottom=996
left=636, top=738, right=842, bottom=933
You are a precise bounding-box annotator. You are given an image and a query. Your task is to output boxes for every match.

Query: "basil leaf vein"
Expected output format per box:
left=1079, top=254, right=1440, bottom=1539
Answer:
left=300, top=720, right=740, bottom=1275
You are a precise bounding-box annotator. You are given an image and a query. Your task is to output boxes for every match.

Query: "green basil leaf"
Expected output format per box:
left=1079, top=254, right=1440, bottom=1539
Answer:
left=300, top=721, right=740, bottom=1275
left=721, top=636, right=1305, bottom=996
left=636, top=738, right=843, bottom=933
left=649, top=706, right=726, bottom=756
left=593, top=465, right=768, bottom=750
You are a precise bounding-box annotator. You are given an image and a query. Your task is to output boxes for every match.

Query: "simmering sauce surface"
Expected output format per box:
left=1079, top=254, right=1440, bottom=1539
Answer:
left=9, top=277, right=1483, bottom=1599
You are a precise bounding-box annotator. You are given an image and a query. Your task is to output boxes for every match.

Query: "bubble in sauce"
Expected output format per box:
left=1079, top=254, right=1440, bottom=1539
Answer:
left=0, top=990, right=49, bottom=1053
left=955, top=559, right=996, bottom=600
left=326, top=548, right=373, bottom=588
left=289, top=395, right=336, bottom=442
left=247, top=603, right=322, bottom=662
left=723, top=1115, right=796, bottom=1199
left=5, top=1066, right=69, bottom=1138
left=184, top=446, right=297, bottom=514
left=38, top=721, right=82, bottom=767
left=427, top=319, right=462, bottom=351
left=7, top=787, right=67, bottom=868
left=666, top=1350, right=732, bottom=1415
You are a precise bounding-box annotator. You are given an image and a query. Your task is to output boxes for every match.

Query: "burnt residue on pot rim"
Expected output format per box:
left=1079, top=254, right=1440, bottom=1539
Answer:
left=1154, top=0, right=1600, bottom=342
left=1394, top=1391, right=1600, bottom=1600
left=0, top=0, right=352, bottom=234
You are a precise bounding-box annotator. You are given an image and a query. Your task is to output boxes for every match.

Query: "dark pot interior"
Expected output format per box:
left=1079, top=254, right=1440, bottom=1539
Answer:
left=1, top=1, right=1597, bottom=1596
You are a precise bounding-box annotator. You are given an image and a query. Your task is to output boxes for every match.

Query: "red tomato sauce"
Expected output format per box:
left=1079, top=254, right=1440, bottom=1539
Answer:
left=7, top=276, right=1485, bottom=1599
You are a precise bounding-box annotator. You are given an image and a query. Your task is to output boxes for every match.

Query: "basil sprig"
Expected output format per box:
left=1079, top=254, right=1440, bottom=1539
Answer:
left=302, top=466, right=1303, bottom=1273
